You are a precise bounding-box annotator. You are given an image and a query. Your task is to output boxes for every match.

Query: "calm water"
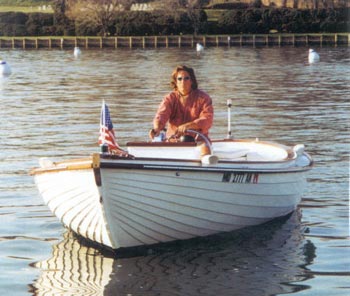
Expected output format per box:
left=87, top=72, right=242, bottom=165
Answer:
left=0, top=46, right=349, bottom=296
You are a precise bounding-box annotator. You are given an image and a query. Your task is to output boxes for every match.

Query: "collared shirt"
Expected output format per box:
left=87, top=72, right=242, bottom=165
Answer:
left=153, top=89, right=214, bottom=137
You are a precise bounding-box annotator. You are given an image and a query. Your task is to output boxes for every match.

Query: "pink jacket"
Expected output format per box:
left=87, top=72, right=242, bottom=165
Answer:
left=153, top=89, right=214, bottom=137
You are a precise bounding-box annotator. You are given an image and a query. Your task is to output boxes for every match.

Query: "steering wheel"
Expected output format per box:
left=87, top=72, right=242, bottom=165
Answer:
left=165, top=130, right=213, bottom=155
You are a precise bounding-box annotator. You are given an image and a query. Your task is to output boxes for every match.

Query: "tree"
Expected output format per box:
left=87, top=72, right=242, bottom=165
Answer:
left=52, top=0, right=75, bottom=35
left=157, top=0, right=207, bottom=35
left=26, top=13, right=54, bottom=36
left=186, top=0, right=207, bottom=35
left=65, top=0, right=134, bottom=36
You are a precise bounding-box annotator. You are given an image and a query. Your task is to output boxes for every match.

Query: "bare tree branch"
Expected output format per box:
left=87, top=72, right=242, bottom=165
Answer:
left=66, top=0, right=134, bottom=36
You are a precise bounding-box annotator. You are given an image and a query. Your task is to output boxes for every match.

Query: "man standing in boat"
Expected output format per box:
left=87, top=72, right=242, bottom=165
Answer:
left=149, top=65, right=214, bottom=140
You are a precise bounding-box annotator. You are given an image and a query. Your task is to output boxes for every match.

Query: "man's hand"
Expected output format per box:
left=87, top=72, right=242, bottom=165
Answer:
left=177, top=122, right=199, bottom=134
left=149, top=128, right=160, bottom=139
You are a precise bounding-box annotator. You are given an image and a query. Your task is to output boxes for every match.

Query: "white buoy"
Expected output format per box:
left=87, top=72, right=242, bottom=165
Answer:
left=73, top=46, right=82, bottom=58
left=308, top=49, right=320, bottom=64
left=0, top=60, right=11, bottom=76
left=196, top=43, right=204, bottom=54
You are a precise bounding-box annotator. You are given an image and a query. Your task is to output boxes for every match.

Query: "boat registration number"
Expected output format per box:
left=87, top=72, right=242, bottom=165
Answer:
left=222, top=172, right=259, bottom=184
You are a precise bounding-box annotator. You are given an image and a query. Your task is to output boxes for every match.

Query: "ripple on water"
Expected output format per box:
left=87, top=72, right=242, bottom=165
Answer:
left=0, top=46, right=349, bottom=296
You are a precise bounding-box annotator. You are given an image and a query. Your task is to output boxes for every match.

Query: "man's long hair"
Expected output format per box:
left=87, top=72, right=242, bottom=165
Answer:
left=170, top=65, right=198, bottom=91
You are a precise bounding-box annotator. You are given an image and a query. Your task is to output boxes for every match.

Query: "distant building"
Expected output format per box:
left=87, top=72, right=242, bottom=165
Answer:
left=207, top=0, right=349, bottom=9
left=130, top=3, right=154, bottom=11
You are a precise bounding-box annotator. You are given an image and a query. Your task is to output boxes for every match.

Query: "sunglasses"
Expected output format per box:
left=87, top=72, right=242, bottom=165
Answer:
left=177, top=76, right=190, bottom=81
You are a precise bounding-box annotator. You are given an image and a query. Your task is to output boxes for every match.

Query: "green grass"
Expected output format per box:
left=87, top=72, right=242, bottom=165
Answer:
left=0, top=5, right=53, bottom=13
left=205, top=9, right=225, bottom=22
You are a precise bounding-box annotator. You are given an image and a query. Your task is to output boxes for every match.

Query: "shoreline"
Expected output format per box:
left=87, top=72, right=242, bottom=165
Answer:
left=0, top=33, right=349, bottom=49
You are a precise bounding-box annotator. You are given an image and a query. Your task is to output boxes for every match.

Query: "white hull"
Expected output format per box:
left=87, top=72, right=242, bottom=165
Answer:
left=34, top=163, right=113, bottom=248
left=101, top=167, right=305, bottom=248
left=32, top=139, right=312, bottom=250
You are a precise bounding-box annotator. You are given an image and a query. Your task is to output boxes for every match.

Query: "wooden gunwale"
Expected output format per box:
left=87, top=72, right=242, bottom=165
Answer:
left=30, top=157, right=94, bottom=175
left=30, top=151, right=312, bottom=175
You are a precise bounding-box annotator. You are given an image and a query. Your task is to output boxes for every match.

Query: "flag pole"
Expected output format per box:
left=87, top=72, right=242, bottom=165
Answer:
left=227, top=99, right=232, bottom=139
left=100, top=100, right=108, bottom=153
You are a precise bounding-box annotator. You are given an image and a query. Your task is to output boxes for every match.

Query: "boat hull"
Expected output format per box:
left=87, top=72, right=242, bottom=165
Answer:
left=99, top=162, right=306, bottom=249
left=34, top=167, right=113, bottom=248
left=31, top=139, right=313, bottom=250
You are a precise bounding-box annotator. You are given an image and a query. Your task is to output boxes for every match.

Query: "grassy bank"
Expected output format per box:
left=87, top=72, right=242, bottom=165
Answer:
left=0, top=6, right=52, bottom=12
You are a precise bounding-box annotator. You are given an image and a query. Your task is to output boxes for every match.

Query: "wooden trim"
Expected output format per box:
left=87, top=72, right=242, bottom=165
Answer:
left=92, top=153, right=100, bottom=168
left=30, top=158, right=93, bottom=175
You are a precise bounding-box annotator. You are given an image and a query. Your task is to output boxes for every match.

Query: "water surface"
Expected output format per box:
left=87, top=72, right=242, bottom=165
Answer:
left=0, top=46, right=349, bottom=295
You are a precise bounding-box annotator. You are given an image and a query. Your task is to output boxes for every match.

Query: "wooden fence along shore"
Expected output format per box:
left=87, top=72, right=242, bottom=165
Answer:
left=0, top=33, right=349, bottom=49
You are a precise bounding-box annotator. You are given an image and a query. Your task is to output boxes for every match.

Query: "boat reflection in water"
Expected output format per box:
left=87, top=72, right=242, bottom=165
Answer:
left=31, top=232, right=114, bottom=296
left=31, top=209, right=316, bottom=296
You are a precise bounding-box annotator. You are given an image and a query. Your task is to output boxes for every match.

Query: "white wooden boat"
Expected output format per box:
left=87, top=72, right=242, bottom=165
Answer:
left=31, top=131, right=313, bottom=251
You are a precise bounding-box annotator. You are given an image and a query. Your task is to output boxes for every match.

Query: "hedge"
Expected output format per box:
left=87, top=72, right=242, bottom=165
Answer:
left=0, top=8, right=349, bottom=37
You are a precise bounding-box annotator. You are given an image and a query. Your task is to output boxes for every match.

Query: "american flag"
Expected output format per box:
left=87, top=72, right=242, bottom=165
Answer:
left=98, top=101, right=120, bottom=151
